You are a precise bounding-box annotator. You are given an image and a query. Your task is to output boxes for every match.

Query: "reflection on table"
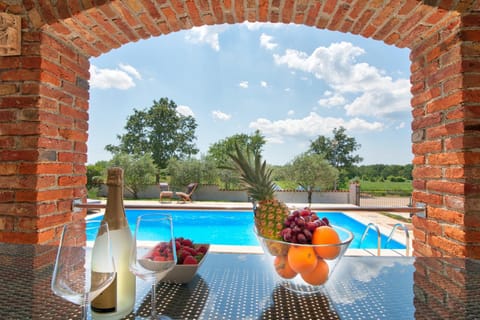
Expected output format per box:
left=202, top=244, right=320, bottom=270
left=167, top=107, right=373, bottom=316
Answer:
left=0, top=243, right=479, bottom=319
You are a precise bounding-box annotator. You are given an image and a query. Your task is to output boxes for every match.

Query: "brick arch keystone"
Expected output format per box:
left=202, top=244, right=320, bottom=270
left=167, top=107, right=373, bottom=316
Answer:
left=0, top=1, right=479, bottom=258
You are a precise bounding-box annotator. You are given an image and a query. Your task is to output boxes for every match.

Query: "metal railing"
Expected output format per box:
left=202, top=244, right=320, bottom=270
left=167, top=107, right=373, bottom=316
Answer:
left=387, top=223, right=410, bottom=256
left=75, top=200, right=423, bottom=257
left=73, top=199, right=426, bottom=216
left=360, top=223, right=381, bottom=256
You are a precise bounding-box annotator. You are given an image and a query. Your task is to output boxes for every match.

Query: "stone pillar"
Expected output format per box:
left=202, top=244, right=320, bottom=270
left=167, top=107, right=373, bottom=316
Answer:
left=349, top=183, right=360, bottom=206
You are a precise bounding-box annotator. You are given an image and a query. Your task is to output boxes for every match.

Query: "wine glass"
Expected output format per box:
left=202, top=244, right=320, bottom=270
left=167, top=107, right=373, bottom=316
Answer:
left=129, top=213, right=177, bottom=319
left=51, top=220, right=116, bottom=320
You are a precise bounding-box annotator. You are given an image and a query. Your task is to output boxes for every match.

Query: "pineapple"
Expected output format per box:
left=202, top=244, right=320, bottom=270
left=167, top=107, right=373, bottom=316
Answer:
left=226, top=144, right=290, bottom=241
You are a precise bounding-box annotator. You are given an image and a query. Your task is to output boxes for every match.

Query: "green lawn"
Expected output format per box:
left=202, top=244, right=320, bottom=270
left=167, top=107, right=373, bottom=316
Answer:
left=360, top=180, right=413, bottom=192
left=276, top=179, right=413, bottom=193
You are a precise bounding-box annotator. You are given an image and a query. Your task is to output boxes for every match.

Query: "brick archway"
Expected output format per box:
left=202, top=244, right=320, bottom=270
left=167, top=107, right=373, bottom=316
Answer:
left=0, top=1, right=479, bottom=257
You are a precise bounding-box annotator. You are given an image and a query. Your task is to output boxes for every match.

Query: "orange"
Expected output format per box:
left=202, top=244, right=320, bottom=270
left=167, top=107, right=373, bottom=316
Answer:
left=301, top=258, right=329, bottom=286
left=287, top=245, right=317, bottom=274
left=312, top=226, right=341, bottom=260
left=274, top=255, right=297, bottom=279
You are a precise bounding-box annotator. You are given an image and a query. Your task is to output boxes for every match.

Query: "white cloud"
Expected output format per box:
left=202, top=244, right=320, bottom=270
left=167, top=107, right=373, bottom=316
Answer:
left=396, top=122, right=406, bottom=130
left=344, top=79, right=411, bottom=117
left=212, top=110, right=232, bottom=121
left=185, top=26, right=222, bottom=51
left=177, top=105, right=195, bottom=117
left=273, top=41, right=412, bottom=118
left=244, top=22, right=265, bottom=30
left=119, top=63, right=142, bottom=80
left=287, top=110, right=295, bottom=116
left=274, top=42, right=368, bottom=91
left=260, top=81, right=268, bottom=88
left=264, top=136, right=285, bottom=144
left=239, top=81, right=249, bottom=89
left=89, top=64, right=139, bottom=90
left=318, top=92, right=346, bottom=108
left=260, top=33, right=278, bottom=50
left=243, top=22, right=283, bottom=30
left=249, top=112, right=383, bottom=143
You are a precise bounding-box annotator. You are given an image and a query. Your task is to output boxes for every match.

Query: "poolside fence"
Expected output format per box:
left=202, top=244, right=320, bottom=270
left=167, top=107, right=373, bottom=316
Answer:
left=97, top=183, right=361, bottom=205
left=96, top=183, right=411, bottom=208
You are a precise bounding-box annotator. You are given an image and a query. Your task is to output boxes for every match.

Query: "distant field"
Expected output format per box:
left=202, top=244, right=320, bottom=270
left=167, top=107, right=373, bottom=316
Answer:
left=360, top=180, right=413, bottom=195
left=276, top=181, right=413, bottom=196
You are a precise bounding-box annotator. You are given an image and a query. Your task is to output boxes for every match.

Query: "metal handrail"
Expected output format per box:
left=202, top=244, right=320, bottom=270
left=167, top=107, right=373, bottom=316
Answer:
left=73, top=200, right=425, bottom=214
left=386, top=223, right=410, bottom=256
left=76, top=201, right=417, bottom=256
left=360, top=223, right=381, bottom=256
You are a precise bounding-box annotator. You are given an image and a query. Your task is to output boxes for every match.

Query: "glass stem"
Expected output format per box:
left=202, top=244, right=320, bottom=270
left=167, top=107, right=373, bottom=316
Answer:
left=82, top=294, right=89, bottom=320
left=151, top=281, right=157, bottom=319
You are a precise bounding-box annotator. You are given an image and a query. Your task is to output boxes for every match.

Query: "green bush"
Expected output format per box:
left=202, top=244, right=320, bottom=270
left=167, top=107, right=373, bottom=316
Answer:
left=87, top=187, right=99, bottom=199
left=388, top=176, right=406, bottom=182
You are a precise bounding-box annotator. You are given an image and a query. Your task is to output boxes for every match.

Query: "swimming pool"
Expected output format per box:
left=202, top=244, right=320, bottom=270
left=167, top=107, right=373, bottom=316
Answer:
left=87, top=210, right=405, bottom=249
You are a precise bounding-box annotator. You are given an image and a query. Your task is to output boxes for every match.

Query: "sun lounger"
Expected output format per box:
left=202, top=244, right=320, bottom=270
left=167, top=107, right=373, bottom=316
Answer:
left=159, top=183, right=198, bottom=202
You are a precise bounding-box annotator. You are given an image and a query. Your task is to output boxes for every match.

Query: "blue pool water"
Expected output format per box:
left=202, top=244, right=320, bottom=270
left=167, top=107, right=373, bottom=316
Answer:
left=88, top=210, right=405, bottom=249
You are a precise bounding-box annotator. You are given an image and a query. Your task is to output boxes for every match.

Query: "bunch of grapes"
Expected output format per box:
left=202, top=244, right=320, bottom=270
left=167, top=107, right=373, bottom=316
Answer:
left=280, top=208, right=330, bottom=244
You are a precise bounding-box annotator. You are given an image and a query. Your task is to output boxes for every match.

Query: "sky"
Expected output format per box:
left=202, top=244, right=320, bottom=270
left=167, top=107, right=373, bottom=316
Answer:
left=87, top=23, right=413, bottom=166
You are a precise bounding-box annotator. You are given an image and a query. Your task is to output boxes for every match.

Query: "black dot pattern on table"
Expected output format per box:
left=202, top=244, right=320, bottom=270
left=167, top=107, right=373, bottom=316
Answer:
left=3, top=245, right=480, bottom=319
left=130, top=254, right=419, bottom=319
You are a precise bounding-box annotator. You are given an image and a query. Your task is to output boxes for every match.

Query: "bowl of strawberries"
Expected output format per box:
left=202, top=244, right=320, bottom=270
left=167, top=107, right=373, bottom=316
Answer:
left=162, top=237, right=209, bottom=284
left=255, top=208, right=353, bottom=294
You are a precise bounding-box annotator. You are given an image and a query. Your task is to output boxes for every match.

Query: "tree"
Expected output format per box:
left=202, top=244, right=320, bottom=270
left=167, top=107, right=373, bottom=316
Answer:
left=309, top=127, right=363, bottom=169
left=309, top=127, right=362, bottom=189
left=166, top=157, right=211, bottom=190
left=287, top=153, right=339, bottom=205
left=207, top=130, right=265, bottom=167
left=106, top=98, right=199, bottom=172
left=86, top=161, right=108, bottom=189
left=206, top=130, right=266, bottom=188
left=351, top=164, right=413, bottom=181
left=109, top=153, right=156, bottom=199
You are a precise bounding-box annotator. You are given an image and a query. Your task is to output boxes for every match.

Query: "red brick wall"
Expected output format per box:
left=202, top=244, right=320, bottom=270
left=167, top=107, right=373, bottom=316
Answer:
left=410, top=10, right=480, bottom=257
left=414, top=258, right=479, bottom=318
left=0, top=1, right=479, bottom=257
left=0, top=24, right=89, bottom=244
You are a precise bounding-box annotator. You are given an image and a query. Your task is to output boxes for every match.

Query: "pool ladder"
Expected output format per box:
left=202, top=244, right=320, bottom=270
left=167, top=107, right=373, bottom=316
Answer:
left=360, top=223, right=381, bottom=256
left=386, top=223, right=410, bottom=257
left=360, top=223, right=410, bottom=256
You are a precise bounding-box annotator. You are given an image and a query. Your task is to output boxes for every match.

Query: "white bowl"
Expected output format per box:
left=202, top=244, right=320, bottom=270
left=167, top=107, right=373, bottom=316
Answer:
left=162, top=244, right=209, bottom=283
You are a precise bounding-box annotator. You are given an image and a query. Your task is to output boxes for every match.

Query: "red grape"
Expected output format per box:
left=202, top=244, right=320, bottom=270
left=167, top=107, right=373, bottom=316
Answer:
left=281, top=208, right=330, bottom=244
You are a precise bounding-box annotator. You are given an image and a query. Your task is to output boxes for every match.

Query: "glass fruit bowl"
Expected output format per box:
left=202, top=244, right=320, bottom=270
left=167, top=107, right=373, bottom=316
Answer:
left=255, top=225, right=353, bottom=294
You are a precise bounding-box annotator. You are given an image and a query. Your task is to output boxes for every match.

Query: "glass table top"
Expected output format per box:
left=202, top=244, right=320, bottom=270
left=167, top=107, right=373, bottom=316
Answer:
left=0, top=243, right=479, bottom=319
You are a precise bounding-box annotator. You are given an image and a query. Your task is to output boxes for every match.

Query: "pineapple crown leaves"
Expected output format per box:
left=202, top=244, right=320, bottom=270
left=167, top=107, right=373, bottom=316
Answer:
left=223, top=143, right=276, bottom=201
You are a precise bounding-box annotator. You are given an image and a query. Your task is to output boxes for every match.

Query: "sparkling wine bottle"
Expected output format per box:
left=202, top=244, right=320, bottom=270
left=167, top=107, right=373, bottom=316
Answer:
left=91, top=167, right=136, bottom=319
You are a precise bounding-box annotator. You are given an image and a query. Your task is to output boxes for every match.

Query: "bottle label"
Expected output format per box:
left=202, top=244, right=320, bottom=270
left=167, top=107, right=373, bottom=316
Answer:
left=91, top=273, right=117, bottom=313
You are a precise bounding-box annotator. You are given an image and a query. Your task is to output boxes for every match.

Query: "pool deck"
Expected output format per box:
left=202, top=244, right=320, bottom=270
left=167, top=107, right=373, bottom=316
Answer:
left=88, top=199, right=413, bottom=257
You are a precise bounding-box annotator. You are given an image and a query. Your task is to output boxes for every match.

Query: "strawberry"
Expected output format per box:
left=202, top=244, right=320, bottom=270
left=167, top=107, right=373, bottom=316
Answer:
left=179, top=250, right=190, bottom=261
left=181, top=239, right=193, bottom=247
left=197, top=245, right=208, bottom=254
left=183, top=246, right=197, bottom=255
left=183, top=255, right=197, bottom=265
left=171, top=237, right=209, bottom=265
